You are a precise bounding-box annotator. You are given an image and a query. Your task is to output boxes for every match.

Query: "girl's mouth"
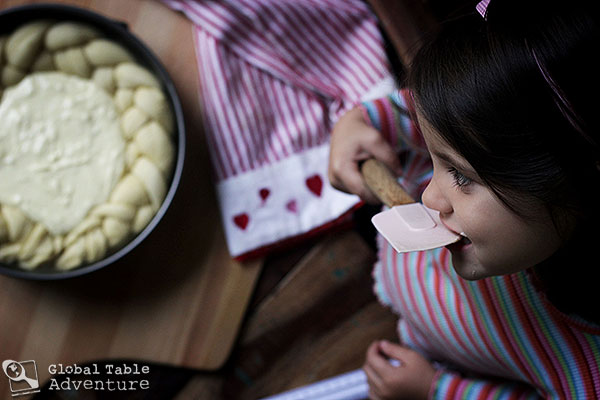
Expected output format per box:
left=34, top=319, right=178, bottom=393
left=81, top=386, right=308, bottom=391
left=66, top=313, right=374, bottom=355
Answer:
left=446, top=233, right=472, bottom=252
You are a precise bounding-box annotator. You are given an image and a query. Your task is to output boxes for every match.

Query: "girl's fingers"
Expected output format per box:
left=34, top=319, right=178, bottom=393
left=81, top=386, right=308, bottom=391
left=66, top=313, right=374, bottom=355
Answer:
left=363, top=363, right=383, bottom=389
left=329, top=160, right=381, bottom=204
left=328, top=105, right=401, bottom=204
left=363, top=135, right=403, bottom=176
left=366, top=341, right=396, bottom=372
left=378, top=340, right=413, bottom=362
left=364, top=342, right=386, bottom=399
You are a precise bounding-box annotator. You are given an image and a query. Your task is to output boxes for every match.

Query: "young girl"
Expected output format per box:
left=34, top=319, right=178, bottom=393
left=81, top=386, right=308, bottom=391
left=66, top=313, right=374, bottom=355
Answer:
left=328, top=0, right=600, bottom=398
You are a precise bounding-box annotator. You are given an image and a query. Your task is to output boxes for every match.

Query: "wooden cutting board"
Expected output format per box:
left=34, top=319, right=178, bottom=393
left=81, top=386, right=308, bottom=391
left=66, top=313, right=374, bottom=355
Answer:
left=0, top=0, right=263, bottom=396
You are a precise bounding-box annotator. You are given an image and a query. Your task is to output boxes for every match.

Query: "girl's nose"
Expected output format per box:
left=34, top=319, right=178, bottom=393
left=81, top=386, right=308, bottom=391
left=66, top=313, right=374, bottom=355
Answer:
left=422, top=176, right=453, bottom=215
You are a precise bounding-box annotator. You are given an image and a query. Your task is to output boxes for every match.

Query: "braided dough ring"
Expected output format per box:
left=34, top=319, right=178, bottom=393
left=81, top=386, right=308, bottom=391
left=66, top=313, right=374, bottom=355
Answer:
left=0, top=21, right=175, bottom=271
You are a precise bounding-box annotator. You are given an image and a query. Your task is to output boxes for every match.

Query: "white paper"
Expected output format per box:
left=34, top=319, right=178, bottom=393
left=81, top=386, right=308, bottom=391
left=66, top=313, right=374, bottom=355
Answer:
left=260, top=369, right=368, bottom=400
left=260, top=361, right=400, bottom=400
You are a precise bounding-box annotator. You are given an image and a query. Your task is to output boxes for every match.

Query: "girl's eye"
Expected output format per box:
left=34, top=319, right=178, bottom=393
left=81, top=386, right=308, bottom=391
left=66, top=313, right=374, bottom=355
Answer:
left=448, top=167, right=472, bottom=189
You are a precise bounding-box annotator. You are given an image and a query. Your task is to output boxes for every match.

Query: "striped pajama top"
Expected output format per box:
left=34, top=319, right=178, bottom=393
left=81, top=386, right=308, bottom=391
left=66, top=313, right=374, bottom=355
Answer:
left=361, top=92, right=600, bottom=399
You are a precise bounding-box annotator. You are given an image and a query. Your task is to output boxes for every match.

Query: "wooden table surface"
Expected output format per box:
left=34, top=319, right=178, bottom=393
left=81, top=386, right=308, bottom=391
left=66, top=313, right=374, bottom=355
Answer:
left=0, top=0, right=262, bottom=396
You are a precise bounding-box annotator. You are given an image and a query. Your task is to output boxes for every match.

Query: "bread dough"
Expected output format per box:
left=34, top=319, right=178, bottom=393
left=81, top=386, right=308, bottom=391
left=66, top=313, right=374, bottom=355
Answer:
left=0, top=72, right=125, bottom=235
left=0, top=20, right=175, bottom=271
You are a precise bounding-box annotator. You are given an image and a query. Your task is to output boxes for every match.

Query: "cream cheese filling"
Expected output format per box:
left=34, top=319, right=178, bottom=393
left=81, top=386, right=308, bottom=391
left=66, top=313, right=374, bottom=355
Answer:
left=0, top=72, right=125, bottom=235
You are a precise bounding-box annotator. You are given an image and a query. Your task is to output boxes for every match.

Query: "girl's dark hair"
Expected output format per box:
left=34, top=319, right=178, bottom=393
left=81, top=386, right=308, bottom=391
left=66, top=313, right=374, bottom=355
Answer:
left=406, top=0, right=600, bottom=321
left=407, top=0, right=600, bottom=227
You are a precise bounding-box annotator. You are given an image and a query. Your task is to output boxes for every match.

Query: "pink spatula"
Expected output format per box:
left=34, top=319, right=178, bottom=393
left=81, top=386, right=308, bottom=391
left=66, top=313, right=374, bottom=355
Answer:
left=360, top=159, right=461, bottom=252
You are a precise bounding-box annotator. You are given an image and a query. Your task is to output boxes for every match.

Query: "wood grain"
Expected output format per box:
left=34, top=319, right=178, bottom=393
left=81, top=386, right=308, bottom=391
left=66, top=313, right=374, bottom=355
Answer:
left=361, top=159, right=415, bottom=207
left=0, top=0, right=262, bottom=397
left=174, top=230, right=398, bottom=400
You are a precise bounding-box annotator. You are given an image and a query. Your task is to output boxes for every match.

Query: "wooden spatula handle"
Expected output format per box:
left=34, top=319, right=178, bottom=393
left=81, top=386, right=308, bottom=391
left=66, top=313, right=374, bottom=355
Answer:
left=360, top=159, right=414, bottom=207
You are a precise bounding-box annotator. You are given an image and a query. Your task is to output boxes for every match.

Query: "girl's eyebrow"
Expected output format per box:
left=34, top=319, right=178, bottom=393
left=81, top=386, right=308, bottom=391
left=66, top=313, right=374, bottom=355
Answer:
left=432, top=151, right=472, bottom=172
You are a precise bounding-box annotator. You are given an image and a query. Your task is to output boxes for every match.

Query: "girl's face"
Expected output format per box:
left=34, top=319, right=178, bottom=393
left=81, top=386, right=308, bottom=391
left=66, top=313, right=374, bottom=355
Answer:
left=417, top=113, right=566, bottom=280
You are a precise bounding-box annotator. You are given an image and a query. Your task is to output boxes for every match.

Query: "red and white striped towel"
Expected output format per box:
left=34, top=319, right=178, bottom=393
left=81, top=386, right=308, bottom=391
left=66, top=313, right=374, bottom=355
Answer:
left=163, top=0, right=394, bottom=259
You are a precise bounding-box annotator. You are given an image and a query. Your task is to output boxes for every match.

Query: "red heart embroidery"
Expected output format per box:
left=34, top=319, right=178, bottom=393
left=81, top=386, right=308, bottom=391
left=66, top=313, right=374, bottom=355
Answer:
left=259, top=188, right=270, bottom=202
left=305, top=174, right=323, bottom=197
left=233, top=213, right=249, bottom=230
left=286, top=199, right=298, bottom=213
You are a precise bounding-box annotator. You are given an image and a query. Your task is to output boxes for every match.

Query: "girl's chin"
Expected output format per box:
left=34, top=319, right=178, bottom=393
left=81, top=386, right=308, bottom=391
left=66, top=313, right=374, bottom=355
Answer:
left=447, top=247, right=488, bottom=280
left=452, top=262, right=485, bottom=280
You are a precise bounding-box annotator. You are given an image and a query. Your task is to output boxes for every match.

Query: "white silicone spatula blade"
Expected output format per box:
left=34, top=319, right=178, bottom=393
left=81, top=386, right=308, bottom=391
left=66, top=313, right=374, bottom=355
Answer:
left=372, top=203, right=461, bottom=253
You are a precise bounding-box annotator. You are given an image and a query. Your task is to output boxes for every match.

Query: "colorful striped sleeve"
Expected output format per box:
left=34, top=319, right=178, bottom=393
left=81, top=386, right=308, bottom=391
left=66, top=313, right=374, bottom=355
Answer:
left=431, top=371, right=541, bottom=400
left=359, top=90, right=426, bottom=152
left=359, top=90, right=432, bottom=199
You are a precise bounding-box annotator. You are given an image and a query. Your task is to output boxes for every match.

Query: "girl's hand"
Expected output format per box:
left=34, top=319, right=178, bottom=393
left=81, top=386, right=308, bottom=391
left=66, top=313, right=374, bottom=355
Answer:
left=363, top=340, right=436, bottom=400
left=328, top=107, right=402, bottom=204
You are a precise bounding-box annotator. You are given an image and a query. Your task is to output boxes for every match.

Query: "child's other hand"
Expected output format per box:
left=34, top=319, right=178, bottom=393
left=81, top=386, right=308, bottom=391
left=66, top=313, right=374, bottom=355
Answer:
left=363, top=340, right=436, bottom=400
left=328, top=107, right=401, bottom=204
